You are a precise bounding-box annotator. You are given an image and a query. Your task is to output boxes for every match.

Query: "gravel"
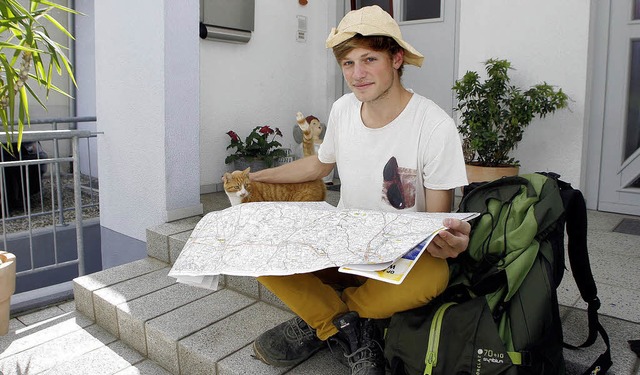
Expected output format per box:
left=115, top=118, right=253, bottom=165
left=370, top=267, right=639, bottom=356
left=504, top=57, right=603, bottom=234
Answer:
left=1, top=174, right=100, bottom=235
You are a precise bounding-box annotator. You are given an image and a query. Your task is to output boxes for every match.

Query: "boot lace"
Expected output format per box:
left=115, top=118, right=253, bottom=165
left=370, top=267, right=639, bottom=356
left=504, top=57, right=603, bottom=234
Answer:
left=284, top=317, right=316, bottom=344
left=345, top=339, right=384, bottom=375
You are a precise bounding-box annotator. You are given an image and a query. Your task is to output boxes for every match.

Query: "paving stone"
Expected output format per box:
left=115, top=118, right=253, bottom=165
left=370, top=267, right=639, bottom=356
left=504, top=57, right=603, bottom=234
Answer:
left=73, top=257, right=168, bottom=319
left=287, top=349, right=350, bottom=375
left=57, top=299, right=76, bottom=313
left=563, top=307, right=640, bottom=374
left=44, top=340, right=144, bottom=375
left=113, top=359, right=174, bottom=375
left=589, top=283, right=640, bottom=324
left=15, top=305, right=67, bottom=326
left=217, top=344, right=289, bottom=375
left=177, top=302, right=293, bottom=375
left=588, top=249, right=640, bottom=291
left=217, top=344, right=348, bottom=375
left=0, top=324, right=116, bottom=374
left=0, top=311, right=93, bottom=360
left=117, top=282, right=213, bottom=355
left=145, top=289, right=256, bottom=374
left=93, top=267, right=174, bottom=337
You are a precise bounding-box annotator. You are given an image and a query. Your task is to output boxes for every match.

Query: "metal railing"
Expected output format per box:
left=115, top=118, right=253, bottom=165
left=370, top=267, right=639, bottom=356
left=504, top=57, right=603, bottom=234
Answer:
left=1, top=117, right=98, bottom=278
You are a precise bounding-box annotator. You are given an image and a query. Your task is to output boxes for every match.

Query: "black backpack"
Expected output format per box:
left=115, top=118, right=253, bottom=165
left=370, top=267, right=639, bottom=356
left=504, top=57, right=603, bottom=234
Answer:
left=383, top=173, right=612, bottom=375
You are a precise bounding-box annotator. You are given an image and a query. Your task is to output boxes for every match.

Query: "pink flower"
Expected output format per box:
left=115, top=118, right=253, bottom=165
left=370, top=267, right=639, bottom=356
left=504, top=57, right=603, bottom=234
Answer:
left=259, top=126, right=273, bottom=135
left=227, top=131, right=240, bottom=142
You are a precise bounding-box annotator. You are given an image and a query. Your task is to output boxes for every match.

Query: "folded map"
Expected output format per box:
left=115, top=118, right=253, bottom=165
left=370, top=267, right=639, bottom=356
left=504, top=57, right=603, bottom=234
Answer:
left=168, top=201, right=478, bottom=289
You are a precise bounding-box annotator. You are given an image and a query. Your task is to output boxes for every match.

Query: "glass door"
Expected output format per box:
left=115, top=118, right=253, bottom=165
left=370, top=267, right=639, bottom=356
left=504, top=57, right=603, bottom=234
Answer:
left=598, top=0, right=640, bottom=215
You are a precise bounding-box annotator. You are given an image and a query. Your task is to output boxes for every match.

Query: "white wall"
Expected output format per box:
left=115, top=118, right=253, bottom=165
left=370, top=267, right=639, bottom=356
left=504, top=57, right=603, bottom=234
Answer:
left=458, top=0, right=591, bottom=188
left=26, top=0, right=72, bottom=121
left=199, top=0, right=339, bottom=191
left=95, top=0, right=201, bottom=263
left=74, top=0, right=98, bottom=177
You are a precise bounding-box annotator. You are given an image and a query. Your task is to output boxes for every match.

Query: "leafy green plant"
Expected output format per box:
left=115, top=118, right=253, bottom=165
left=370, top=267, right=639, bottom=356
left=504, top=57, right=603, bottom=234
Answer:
left=0, top=0, right=77, bottom=153
left=225, top=125, right=287, bottom=168
left=453, top=58, right=569, bottom=167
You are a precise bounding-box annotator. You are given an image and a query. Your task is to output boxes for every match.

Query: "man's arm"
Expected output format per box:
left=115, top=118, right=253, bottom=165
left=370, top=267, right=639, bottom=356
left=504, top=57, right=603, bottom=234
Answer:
left=250, top=155, right=335, bottom=184
left=424, top=188, right=471, bottom=259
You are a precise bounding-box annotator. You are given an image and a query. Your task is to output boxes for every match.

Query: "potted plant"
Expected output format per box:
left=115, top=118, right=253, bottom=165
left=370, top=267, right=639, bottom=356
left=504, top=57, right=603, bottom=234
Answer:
left=453, top=58, right=569, bottom=182
left=0, top=251, right=16, bottom=335
left=1, top=0, right=77, bottom=154
left=225, top=125, right=288, bottom=170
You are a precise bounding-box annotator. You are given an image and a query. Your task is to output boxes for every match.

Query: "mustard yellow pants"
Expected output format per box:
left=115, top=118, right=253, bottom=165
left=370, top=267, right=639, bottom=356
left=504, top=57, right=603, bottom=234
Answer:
left=257, top=253, right=448, bottom=341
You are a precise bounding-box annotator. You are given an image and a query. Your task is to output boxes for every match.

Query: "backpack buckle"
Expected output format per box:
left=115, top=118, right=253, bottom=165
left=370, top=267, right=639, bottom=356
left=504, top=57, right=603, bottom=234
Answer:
left=492, top=301, right=508, bottom=321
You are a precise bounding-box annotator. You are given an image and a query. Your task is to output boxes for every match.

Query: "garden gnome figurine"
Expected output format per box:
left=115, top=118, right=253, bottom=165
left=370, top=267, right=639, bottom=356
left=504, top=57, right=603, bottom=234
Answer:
left=294, top=112, right=324, bottom=157
left=294, top=111, right=335, bottom=184
left=0, top=251, right=16, bottom=335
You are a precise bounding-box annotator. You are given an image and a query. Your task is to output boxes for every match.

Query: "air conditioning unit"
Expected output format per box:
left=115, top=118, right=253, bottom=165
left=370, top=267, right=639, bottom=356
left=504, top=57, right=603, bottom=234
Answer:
left=199, top=0, right=255, bottom=44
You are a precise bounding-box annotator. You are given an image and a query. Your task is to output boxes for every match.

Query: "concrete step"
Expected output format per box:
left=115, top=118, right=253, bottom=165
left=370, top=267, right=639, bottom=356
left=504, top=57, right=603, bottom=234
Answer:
left=73, top=257, right=352, bottom=375
left=73, top=217, right=350, bottom=374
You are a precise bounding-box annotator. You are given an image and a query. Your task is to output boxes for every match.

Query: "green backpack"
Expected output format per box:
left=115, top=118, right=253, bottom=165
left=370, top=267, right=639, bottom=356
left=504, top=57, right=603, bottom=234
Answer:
left=383, top=173, right=612, bottom=375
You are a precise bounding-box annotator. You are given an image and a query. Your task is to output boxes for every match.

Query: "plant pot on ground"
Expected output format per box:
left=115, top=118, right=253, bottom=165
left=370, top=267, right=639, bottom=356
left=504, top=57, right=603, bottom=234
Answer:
left=453, top=58, right=569, bottom=183
left=0, top=251, right=16, bottom=335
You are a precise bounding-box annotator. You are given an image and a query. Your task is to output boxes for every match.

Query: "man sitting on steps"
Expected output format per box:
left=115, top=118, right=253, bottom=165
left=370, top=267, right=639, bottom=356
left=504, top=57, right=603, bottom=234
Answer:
left=248, top=6, right=471, bottom=374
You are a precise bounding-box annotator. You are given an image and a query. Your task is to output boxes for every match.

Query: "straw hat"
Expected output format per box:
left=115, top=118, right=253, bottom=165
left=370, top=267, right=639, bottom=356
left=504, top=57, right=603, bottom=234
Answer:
left=325, top=5, right=424, bottom=67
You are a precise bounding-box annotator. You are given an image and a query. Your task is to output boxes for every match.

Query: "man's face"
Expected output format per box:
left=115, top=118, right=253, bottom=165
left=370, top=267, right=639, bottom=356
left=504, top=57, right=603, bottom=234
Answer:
left=339, top=47, right=402, bottom=104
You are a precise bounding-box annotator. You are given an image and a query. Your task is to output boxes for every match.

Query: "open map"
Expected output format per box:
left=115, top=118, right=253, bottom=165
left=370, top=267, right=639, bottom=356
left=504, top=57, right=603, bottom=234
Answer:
left=168, top=201, right=477, bottom=289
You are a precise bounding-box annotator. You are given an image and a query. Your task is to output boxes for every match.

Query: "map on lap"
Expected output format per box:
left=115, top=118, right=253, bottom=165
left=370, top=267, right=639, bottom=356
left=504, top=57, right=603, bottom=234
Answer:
left=168, top=201, right=477, bottom=289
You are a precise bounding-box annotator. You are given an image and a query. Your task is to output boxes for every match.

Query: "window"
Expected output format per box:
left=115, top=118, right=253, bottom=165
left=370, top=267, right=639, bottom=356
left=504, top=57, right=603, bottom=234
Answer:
left=400, top=0, right=441, bottom=22
left=625, top=40, right=640, bottom=160
left=635, top=0, right=640, bottom=20
left=351, top=0, right=393, bottom=17
left=351, top=0, right=442, bottom=23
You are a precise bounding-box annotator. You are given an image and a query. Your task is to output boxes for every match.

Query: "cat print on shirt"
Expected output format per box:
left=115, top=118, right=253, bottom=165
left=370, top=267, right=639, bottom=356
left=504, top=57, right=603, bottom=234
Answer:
left=382, top=156, right=416, bottom=209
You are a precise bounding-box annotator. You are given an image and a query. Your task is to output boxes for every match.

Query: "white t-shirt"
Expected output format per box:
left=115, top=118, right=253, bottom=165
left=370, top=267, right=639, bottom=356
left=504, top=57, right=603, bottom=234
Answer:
left=318, top=92, right=468, bottom=212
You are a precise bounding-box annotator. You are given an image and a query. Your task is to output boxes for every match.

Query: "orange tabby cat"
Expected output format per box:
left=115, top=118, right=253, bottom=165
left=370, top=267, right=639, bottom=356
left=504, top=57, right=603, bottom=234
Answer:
left=222, top=168, right=326, bottom=206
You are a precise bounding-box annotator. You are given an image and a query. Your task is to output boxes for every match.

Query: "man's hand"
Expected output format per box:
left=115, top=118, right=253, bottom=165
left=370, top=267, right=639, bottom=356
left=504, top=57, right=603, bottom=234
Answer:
left=426, top=218, right=471, bottom=259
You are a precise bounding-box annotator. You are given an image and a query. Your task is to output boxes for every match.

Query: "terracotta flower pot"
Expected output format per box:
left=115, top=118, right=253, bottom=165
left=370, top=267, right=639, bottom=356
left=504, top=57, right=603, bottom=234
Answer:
left=0, top=251, right=16, bottom=335
left=465, top=164, right=519, bottom=184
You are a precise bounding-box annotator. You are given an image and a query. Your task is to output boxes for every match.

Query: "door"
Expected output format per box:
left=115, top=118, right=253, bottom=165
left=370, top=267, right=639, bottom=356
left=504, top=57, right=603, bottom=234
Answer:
left=341, top=0, right=458, bottom=116
left=598, top=0, right=640, bottom=215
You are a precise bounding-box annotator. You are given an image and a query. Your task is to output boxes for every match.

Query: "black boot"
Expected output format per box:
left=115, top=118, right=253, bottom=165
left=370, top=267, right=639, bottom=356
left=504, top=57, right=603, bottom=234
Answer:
left=331, top=312, right=385, bottom=375
left=253, top=316, right=325, bottom=367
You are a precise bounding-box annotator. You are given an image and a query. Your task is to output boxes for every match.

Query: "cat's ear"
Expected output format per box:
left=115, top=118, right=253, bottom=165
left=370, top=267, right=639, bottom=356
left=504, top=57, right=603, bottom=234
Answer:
left=222, top=173, right=230, bottom=183
left=242, top=167, right=250, bottom=175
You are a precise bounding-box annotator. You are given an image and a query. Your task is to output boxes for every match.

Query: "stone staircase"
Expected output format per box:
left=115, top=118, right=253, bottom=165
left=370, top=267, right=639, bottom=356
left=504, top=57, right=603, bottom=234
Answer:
left=72, top=216, right=348, bottom=375
left=72, top=213, right=636, bottom=375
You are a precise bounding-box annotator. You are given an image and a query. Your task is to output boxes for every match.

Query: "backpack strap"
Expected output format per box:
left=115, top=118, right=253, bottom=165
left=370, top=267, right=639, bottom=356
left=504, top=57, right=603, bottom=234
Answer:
left=538, top=172, right=612, bottom=374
